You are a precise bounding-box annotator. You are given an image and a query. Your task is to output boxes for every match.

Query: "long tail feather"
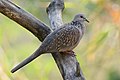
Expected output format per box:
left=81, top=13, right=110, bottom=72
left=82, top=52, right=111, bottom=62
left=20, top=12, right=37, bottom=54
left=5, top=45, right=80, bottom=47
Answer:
left=11, top=48, right=42, bottom=73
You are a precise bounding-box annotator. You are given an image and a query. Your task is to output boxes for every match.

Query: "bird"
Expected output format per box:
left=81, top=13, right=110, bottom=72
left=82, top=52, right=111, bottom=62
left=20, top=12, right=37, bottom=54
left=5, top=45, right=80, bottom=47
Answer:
left=11, top=13, right=89, bottom=73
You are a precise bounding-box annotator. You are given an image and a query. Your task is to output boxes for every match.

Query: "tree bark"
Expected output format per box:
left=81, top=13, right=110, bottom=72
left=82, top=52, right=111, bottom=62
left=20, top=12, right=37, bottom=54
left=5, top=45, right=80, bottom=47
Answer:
left=0, top=0, right=51, bottom=41
left=0, top=0, right=85, bottom=80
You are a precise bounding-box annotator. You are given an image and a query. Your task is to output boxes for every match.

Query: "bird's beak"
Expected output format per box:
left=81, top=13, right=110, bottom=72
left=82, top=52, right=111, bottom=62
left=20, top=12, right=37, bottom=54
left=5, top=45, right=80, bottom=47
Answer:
left=84, top=18, right=89, bottom=23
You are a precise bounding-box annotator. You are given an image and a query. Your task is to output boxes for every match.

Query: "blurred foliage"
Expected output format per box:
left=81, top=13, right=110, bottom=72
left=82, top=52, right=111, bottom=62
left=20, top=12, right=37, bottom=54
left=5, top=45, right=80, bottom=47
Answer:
left=108, top=69, right=120, bottom=80
left=0, top=0, right=120, bottom=80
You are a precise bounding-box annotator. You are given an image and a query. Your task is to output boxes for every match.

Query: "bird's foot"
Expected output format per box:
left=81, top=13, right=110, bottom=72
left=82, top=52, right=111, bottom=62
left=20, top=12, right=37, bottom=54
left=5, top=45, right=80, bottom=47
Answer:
left=60, top=51, right=76, bottom=57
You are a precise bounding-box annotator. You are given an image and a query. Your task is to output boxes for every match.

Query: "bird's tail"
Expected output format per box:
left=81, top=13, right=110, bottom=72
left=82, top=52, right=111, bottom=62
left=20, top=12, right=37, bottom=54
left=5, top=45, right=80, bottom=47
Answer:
left=11, top=48, right=43, bottom=73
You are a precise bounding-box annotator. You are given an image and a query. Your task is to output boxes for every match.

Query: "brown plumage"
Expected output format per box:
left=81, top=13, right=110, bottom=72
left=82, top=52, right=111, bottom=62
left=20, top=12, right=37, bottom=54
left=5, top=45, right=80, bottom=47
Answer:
left=11, top=13, right=89, bottom=73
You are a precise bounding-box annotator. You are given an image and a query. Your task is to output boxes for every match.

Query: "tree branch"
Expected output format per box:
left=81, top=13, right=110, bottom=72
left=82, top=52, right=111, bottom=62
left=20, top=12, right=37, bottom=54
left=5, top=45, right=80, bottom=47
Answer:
left=0, top=0, right=85, bottom=80
left=47, top=0, right=85, bottom=80
left=0, top=0, right=51, bottom=41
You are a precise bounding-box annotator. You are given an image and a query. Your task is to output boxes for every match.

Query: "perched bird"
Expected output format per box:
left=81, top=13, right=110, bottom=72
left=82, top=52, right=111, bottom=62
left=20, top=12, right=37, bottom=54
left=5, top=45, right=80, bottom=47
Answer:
left=11, top=13, right=89, bottom=73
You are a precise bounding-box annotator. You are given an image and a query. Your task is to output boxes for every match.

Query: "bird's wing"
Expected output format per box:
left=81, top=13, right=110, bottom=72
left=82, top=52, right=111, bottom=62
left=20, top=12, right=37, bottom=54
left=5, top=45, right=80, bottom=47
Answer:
left=40, top=24, right=81, bottom=53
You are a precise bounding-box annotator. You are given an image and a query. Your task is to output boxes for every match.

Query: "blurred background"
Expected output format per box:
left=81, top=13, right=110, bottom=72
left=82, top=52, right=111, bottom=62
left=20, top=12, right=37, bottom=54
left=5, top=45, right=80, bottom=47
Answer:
left=0, top=0, right=120, bottom=80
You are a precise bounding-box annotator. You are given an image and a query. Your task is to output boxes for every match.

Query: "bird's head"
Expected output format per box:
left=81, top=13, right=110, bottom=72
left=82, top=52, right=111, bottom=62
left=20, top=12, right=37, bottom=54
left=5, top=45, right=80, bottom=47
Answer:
left=73, top=13, right=89, bottom=23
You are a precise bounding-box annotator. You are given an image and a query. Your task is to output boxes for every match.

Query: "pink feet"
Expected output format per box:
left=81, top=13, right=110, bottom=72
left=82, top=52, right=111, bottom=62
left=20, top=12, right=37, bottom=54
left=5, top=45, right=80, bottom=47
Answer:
left=60, top=51, right=76, bottom=56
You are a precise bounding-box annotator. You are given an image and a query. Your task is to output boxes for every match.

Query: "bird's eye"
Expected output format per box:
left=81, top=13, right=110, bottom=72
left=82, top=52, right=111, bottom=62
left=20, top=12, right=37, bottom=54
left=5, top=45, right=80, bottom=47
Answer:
left=80, top=16, right=83, bottom=18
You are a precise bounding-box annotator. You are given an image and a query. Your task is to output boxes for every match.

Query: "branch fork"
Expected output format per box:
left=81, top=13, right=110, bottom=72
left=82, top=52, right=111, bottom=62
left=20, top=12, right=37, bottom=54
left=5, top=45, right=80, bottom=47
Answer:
left=0, top=0, right=85, bottom=80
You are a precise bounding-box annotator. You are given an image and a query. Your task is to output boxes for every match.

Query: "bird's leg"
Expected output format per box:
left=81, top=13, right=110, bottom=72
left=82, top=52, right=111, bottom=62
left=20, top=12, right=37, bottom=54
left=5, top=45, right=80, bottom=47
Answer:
left=60, top=51, right=76, bottom=56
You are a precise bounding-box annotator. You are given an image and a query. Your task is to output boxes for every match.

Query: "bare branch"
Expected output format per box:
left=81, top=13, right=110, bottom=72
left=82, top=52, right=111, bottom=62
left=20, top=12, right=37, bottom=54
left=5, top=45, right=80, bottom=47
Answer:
left=46, top=0, right=64, bottom=30
left=0, top=0, right=51, bottom=41
left=0, top=0, right=85, bottom=80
